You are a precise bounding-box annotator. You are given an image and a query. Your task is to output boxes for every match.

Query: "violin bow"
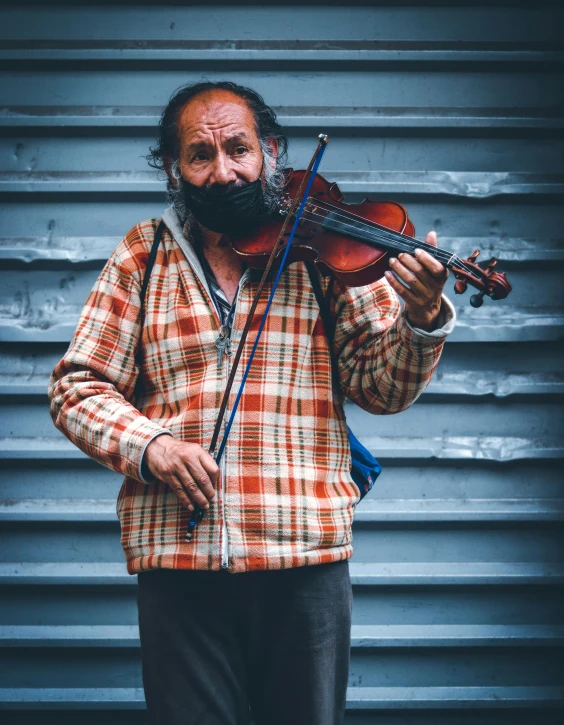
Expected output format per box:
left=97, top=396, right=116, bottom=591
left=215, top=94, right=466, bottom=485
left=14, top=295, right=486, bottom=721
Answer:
left=185, top=133, right=329, bottom=542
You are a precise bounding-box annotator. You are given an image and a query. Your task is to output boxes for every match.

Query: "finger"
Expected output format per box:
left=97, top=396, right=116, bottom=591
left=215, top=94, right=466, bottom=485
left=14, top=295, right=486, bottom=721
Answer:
left=389, top=257, right=427, bottom=299
left=384, top=269, right=418, bottom=305
left=176, top=466, right=210, bottom=510
left=184, top=460, right=216, bottom=507
left=168, top=475, right=195, bottom=512
left=199, top=451, right=221, bottom=488
left=414, top=248, right=448, bottom=279
left=395, top=252, right=434, bottom=291
left=401, top=251, right=448, bottom=289
left=416, top=230, right=447, bottom=277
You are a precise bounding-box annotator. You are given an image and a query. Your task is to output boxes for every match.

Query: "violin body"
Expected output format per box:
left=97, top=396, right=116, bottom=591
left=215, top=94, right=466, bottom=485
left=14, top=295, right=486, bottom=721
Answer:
left=232, top=169, right=415, bottom=287
left=231, top=168, right=512, bottom=304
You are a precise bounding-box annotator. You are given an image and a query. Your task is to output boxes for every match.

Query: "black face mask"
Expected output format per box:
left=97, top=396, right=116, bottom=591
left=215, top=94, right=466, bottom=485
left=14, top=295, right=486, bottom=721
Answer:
left=181, top=172, right=272, bottom=236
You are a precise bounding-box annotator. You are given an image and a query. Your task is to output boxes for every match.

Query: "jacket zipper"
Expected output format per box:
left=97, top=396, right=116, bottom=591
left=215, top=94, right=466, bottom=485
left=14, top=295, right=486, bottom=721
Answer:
left=220, top=347, right=230, bottom=569
left=218, top=271, right=250, bottom=571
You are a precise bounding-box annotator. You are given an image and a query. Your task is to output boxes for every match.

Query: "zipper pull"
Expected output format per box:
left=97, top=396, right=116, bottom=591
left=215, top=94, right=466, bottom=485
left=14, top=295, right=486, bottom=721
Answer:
left=215, top=325, right=232, bottom=366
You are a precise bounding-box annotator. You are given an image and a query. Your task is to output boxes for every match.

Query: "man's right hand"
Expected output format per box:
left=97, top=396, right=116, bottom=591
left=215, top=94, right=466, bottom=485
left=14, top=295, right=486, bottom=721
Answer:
left=143, top=435, right=219, bottom=512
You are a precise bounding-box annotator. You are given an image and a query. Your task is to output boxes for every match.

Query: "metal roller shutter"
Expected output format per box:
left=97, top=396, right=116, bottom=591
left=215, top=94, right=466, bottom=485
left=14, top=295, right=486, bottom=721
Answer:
left=1, top=2, right=563, bottom=722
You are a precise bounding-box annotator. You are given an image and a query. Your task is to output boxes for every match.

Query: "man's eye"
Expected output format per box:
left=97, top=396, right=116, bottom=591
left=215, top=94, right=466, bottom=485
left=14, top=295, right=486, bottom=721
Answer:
left=192, top=153, right=208, bottom=162
left=234, top=147, right=248, bottom=155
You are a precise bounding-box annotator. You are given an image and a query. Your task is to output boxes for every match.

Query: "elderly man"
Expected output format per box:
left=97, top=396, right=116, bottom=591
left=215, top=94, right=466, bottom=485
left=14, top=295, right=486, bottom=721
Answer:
left=49, top=81, right=455, bottom=725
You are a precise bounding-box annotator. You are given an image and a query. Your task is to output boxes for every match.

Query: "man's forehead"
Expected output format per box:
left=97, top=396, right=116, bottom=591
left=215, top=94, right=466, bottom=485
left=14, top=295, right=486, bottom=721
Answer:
left=177, top=90, right=257, bottom=143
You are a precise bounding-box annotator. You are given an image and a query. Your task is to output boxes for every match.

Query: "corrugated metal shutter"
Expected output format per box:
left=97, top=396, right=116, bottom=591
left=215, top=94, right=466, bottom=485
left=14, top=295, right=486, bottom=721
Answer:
left=1, top=2, right=563, bottom=722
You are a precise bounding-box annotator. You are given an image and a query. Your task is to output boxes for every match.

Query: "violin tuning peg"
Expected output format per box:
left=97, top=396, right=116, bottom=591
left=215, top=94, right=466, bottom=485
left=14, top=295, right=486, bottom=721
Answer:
left=454, top=280, right=467, bottom=295
left=469, top=249, right=481, bottom=263
left=485, top=258, right=498, bottom=274
left=470, top=291, right=485, bottom=308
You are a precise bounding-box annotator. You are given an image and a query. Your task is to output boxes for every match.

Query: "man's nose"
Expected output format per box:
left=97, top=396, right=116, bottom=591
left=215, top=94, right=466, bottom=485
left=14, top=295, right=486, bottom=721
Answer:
left=209, top=153, right=237, bottom=185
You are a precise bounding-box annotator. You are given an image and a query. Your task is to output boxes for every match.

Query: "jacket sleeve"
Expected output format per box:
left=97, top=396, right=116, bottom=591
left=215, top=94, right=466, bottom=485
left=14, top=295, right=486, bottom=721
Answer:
left=48, top=225, right=171, bottom=482
left=331, top=275, right=456, bottom=415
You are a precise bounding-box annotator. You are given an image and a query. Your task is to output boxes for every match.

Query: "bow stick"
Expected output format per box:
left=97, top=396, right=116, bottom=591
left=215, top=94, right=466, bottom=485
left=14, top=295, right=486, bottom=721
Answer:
left=185, top=133, right=329, bottom=542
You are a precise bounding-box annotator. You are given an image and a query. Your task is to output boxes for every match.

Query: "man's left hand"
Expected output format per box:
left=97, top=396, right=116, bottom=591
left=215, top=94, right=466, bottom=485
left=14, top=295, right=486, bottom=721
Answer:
left=384, top=230, right=449, bottom=331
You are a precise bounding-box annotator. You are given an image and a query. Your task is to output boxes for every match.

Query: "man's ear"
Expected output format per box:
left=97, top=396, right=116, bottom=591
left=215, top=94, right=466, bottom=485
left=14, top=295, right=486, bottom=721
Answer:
left=163, top=157, right=180, bottom=188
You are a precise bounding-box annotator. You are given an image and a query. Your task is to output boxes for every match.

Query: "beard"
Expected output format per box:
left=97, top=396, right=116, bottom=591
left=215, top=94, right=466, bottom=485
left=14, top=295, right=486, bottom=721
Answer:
left=166, top=153, right=287, bottom=237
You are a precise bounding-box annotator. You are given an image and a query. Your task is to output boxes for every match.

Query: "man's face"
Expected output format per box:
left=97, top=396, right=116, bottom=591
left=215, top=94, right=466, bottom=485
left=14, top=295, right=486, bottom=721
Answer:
left=173, top=90, right=264, bottom=189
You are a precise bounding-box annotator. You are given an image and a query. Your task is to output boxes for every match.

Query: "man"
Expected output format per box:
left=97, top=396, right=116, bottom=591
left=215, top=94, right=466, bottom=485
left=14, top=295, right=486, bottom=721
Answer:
left=48, top=81, right=455, bottom=725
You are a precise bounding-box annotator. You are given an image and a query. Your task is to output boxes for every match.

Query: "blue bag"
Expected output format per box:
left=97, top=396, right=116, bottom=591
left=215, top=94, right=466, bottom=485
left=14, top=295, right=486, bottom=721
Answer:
left=305, top=262, right=383, bottom=501
left=347, top=424, right=382, bottom=500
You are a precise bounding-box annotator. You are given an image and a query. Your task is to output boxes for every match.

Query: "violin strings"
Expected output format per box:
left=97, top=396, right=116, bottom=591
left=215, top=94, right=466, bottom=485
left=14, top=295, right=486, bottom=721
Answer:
left=293, top=205, right=476, bottom=277
left=301, top=199, right=475, bottom=276
left=287, top=197, right=474, bottom=275
left=299, top=207, right=472, bottom=275
left=305, top=197, right=459, bottom=262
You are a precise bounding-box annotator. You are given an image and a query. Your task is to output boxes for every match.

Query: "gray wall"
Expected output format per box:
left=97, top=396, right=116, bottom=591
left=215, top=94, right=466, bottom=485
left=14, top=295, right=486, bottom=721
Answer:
left=1, top=2, right=563, bottom=722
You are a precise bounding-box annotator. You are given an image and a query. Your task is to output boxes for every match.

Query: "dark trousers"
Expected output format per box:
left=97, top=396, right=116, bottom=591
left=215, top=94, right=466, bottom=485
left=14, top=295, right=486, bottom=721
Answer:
left=136, top=558, right=352, bottom=725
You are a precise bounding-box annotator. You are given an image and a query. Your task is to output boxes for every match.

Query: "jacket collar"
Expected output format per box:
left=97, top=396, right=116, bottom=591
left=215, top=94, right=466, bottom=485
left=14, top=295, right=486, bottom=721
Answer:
left=161, top=205, right=213, bottom=300
left=161, top=206, right=263, bottom=314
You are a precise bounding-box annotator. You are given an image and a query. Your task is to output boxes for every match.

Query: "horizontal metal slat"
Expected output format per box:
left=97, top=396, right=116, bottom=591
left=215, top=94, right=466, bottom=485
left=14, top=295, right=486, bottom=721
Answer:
left=0, top=687, right=145, bottom=710
left=350, top=563, right=564, bottom=586
left=350, top=624, right=564, bottom=647
left=1, top=562, right=563, bottom=586
left=0, top=436, right=561, bottom=462
left=0, top=3, right=558, bottom=44
left=0, top=625, right=141, bottom=648
left=359, top=436, right=563, bottom=461
left=345, top=686, right=564, bottom=709
left=2, top=69, right=557, bottom=112
left=2, top=106, right=563, bottom=129
left=0, top=563, right=134, bottom=586
left=1, top=170, right=562, bottom=198
left=353, top=499, right=564, bottom=522
left=0, top=685, right=562, bottom=710
left=2, top=498, right=563, bottom=523
left=31, top=438, right=564, bottom=464
left=0, top=40, right=562, bottom=64
left=0, top=499, right=116, bottom=521
left=424, top=371, right=564, bottom=397
left=1, top=623, right=563, bottom=648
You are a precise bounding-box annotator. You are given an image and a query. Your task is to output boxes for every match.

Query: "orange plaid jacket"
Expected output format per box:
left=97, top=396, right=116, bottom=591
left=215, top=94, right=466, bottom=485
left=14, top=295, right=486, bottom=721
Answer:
left=48, top=208, right=456, bottom=574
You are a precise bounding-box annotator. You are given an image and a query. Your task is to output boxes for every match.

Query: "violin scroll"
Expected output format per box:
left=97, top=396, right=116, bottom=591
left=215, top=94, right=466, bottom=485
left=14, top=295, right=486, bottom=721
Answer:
left=452, top=249, right=512, bottom=307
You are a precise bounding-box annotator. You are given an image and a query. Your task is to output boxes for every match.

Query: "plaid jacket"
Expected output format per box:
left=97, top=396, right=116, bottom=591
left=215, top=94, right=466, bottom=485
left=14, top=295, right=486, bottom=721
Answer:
left=48, top=207, right=456, bottom=574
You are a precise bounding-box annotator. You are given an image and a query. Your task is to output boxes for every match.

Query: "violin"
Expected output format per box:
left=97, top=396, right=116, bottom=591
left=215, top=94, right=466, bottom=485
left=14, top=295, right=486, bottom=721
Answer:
left=232, top=168, right=512, bottom=308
